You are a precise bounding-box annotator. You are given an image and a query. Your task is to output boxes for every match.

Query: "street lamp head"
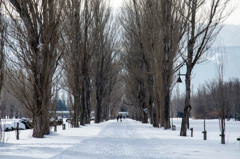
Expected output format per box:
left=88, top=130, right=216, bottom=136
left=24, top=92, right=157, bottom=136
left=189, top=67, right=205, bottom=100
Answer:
left=177, top=76, right=182, bottom=83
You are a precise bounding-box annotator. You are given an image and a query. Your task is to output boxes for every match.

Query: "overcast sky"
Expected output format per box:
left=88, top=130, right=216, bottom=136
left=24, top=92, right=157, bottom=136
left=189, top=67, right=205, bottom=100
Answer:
left=225, top=0, right=240, bottom=25
left=111, top=0, right=240, bottom=26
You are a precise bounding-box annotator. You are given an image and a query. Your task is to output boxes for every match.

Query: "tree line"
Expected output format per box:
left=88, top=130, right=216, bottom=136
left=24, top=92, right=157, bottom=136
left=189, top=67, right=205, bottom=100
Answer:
left=0, top=0, right=122, bottom=138
left=0, top=0, right=233, bottom=139
left=192, top=79, right=240, bottom=119
left=120, top=0, right=231, bottom=137
left=171, top=78, right=240, bottom=119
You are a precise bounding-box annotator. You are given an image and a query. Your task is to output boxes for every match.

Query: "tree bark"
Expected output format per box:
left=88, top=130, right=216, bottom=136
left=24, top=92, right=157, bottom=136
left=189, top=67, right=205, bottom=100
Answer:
left=163, top=42, right=171, bottom=129
left=33, top=115, right=43, bottom=138
left=0, top=2, right=5, bottom=98
left=72, top=0, right=81, bottom=128
left=95, top=87, right=103, bottom=123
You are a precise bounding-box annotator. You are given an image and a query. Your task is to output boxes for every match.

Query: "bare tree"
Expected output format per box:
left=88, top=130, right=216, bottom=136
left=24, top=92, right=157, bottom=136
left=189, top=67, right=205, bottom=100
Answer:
left=79, top=0, right=92, bottom=126
left=0, top=1, right=6, bottom=139
left=102, top=59, right=121, bottom=121
left=3, top=0, right=63, bottom=138
left=61, top=0, right=83, bottom=128
left=192, top=78, right=240, bottom=120
left=159, top=0, right=189, bottom=129
left=91, top=1, right=116, bottom=123
left=120, top=0, right=188, bottom=128
left=0, top=1, right=5, bottom=95
left=215, top=46, right=227, bottom=144
left=180, top=0, right=232, bottom=136
left=62, top=0, right=96, bottom=127
left=120, top=0, right=158, bottom=124
left=61, top=0, right=118, bottom=125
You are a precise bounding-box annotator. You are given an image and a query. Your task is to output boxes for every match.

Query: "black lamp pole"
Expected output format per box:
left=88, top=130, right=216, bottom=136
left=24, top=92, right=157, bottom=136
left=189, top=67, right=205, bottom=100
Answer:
left=177, top=70, right=185, bottom=83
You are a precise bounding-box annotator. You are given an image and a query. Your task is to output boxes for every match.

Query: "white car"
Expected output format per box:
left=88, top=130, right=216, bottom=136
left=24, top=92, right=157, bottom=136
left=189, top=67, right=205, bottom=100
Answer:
left=3, top=121, right=25, bottom=131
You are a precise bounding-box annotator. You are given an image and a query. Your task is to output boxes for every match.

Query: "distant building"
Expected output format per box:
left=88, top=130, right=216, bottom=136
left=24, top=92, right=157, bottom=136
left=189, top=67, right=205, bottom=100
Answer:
left=49, top=111, right=73, bottom=118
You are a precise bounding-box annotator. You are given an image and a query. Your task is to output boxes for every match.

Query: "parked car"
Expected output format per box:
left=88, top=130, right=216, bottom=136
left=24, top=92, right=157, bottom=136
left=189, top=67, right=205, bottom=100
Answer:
left=4, top=121, right=25, bottom=132
left=3, top=123, right=13, bottom=131
left=19, top=118, right=33, bottom=129
left=66, top=118, right=72, bottom=124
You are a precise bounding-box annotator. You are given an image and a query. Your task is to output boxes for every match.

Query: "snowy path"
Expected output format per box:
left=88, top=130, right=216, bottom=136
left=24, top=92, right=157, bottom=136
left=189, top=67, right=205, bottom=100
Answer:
left=49, top=119, right=239, bottom=159
left=51, top=119, right=171, bottom=159
left=1, top=118, right=240, bottom=159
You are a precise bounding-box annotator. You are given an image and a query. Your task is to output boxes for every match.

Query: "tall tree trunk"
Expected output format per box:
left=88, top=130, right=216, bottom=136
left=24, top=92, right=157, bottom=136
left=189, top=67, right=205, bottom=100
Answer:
left=73, top=53, right=80, bottom=127
left=0, top=4, right=5, bottom=141
left=32, top=58, right=44, bottom=138
left=42, top=82, right=52, bottom=135
left=180, top=0, right=195, bottom=136
left=95, top=57, right=104, bottom=123
left=152, top=97, right=159, bottom=128
left=73, top=89, right=80, bottom=127
left=80, top=0, right=90, bottom=126
left=95, top=91, right=102, bottom=123
left=161, top=0, right=174, bottom=129
left=0, top=3, right=5, bottom=98
left=139, top=79, right=147, bottom=123
left=33, top=115, right=43, bottom=138
left=86, top=75, right=91, bottom=124
left=220, top=118, right=225, bottom=144
left=149, top=96, right=153, bottom=124
left=162, top=41, right=171, bottom=129
left=80, top=77, right=86, bottom=126
left=72, top=0, right=81, bottom=128
left=180, top=67, right=192, bottom=136
left=42, top=103, right=50, bottom=135
left=160, top=101, right=165, bottom=127
left=94, top=60, right=103, bottom=124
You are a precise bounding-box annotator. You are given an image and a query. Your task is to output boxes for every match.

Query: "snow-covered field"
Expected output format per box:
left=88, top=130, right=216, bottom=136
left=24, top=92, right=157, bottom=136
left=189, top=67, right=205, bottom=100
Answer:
left=0, top=118, right=239, bottom=159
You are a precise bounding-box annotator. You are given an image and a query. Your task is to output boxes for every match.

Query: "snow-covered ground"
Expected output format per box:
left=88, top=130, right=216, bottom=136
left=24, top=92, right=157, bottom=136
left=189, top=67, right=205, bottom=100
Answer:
left=0, top=118, right=239, bottom=159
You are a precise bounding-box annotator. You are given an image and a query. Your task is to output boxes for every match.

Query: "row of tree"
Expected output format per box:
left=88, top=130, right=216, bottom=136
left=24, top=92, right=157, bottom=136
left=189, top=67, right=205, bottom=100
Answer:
left=171, top=78, right=240, bottom=119
left=0, top=0, right=122, bottom=138
left=120, top=0, right=231, bottom=136
left=192, top=79, right=240, bottom=119
left=0, top=0, right=233, bottom=139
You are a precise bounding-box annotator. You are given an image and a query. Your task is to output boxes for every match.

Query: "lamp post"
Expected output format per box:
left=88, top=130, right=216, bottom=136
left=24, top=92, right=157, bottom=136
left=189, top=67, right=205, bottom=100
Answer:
left=176, top=70, right=194, bottom=131
left=171, top=70, right=185, bottom=131
left=202, top=104, right=207, bottom=140
left=176, top=70, right=185, bottom=83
